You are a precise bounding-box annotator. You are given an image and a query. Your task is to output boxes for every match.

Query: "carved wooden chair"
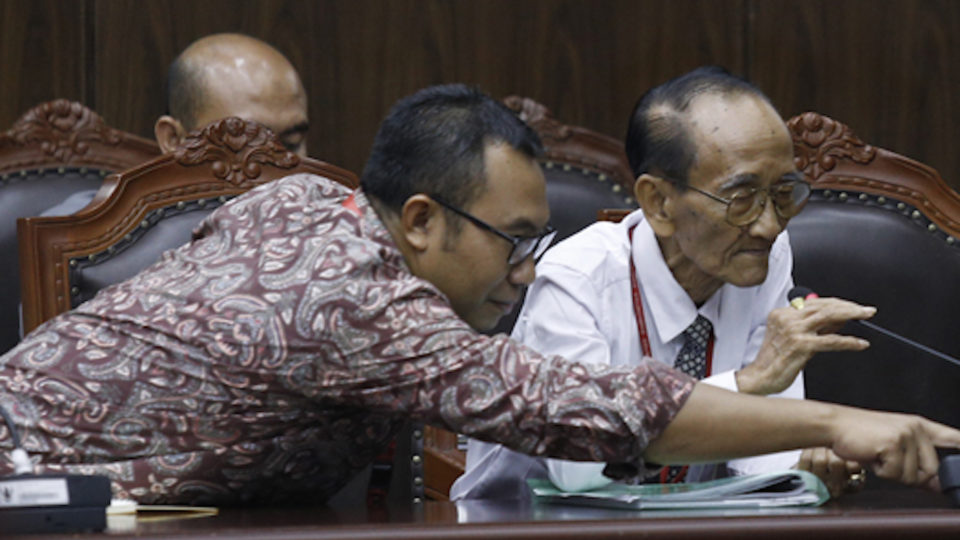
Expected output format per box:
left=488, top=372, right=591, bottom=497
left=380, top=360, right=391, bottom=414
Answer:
left=0, top=99, right=160, bottom=354
left=16, top=118, right=435, bottom=507
left=503, top=95, right=636, bottom=241
left=18, top=117, right=357, bottom=334
left=491, top=96, right=636, bottom=338
left=419, top=97, right=639, bottom=502
left=786, top=112, right=960, bottom=435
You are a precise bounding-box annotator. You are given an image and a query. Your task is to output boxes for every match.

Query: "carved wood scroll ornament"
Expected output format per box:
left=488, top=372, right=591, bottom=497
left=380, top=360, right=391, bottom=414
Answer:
left=0, top=99, right=124, bottom=162
left=503, top=95, right=572, bottom=142
left=788, top=111, right=877, bottom=181
left=175, top=117, right=300, bottom=185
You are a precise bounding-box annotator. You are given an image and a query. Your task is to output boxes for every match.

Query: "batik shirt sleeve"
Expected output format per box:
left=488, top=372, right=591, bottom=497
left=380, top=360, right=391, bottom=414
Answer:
left=0, top=174, right=694, bottom=504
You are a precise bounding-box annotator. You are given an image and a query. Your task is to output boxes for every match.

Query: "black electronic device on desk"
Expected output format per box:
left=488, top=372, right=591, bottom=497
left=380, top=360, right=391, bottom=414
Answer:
left=0, top=474, right=112, bottom=535
left=0, top=404, right=112, bottom=535
left=940, top=455, right=960, bottom=507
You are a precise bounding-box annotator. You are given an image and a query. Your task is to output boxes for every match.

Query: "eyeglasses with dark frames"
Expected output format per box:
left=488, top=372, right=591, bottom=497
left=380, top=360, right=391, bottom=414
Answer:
left=430, top=196, right=557, bottom=265
left=682, top=179, right=812, bottom=227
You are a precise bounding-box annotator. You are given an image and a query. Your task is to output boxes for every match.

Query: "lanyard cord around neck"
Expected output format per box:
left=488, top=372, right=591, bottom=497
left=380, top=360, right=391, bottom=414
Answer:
left=627, top=225, right=714, bottom=374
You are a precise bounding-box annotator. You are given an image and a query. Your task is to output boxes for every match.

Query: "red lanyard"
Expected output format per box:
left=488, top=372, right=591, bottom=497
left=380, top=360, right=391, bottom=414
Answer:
left=627, top=226, right=714, bottom=375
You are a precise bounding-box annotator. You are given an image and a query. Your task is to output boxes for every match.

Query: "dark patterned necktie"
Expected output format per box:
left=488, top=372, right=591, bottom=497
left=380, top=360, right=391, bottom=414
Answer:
left=674, top=315, right=713, bottom=380
left=651, top=315, right=714, bottom=483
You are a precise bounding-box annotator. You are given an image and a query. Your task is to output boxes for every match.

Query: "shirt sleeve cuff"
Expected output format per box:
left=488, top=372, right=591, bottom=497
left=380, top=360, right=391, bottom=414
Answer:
left=701, top=369, right=739, bottom=392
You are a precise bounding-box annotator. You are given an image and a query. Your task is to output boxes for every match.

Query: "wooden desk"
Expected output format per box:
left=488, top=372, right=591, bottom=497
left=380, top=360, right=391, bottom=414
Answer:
left=15, top=488, right=960, bottom=539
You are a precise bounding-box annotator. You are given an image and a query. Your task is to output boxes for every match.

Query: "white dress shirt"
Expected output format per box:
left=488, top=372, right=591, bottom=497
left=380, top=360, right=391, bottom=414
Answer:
left=450, top=209, right=803, bottom=500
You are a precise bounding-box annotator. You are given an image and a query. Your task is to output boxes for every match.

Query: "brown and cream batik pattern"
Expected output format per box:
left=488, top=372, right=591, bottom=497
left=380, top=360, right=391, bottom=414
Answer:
left=0, top=174, right=694, bottom=505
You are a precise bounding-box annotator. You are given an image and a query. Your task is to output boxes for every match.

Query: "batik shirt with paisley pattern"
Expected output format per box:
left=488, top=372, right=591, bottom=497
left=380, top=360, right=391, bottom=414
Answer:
left=0, top=174, right=694, bottom=505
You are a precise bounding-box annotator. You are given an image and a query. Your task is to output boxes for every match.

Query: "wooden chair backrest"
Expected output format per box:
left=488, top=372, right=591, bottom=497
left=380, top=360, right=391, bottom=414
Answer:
left=0, top=99, right=159, bottom=353
left=18, top=117, right=356, bottom=334
left=786, top=112, right=960, bottom=431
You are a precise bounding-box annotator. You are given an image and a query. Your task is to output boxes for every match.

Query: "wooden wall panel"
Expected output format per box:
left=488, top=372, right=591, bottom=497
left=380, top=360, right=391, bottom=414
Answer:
left=91, top=0, right=322, bottom=146
left=749, top=0, right=960, bottom=190
left=587, top=0, right=747, bottom=139
left=0, top=0, right=85, bottom=128
left=298, top=0, right=747, bottom=174
left=86, top=0, right=746, bottom=175
left=2, top=0, right=958, bottom=188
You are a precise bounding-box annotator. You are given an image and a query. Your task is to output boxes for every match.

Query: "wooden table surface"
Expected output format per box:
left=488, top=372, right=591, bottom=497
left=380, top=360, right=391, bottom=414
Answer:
left=11, top=486, right=960, bottom=540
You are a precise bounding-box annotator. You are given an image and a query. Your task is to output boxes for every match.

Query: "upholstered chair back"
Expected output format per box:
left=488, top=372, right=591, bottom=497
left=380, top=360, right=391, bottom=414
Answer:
left=503, top=95, right=637, bottom=243
left=0, top=100, right=160, bottom=353
left=487, top=96, right=637, bottom=339
left=18, top=117, right=357, bottom=335
left=786, top=112, right=960, bottom=433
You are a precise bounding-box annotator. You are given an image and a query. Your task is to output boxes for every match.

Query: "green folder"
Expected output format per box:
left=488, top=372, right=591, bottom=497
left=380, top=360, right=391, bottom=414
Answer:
left=528, top=469, right=830, bottom=510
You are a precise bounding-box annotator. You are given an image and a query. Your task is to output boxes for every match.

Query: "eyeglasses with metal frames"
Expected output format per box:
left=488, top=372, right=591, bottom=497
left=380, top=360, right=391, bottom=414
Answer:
left=430, top=196, right=557, bottom=265
left=683, top=179, right=812, bottom=227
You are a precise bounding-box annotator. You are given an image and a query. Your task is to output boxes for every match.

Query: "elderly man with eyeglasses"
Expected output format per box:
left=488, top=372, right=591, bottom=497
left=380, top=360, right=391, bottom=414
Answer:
left=452, top=67, right=875, bottom=501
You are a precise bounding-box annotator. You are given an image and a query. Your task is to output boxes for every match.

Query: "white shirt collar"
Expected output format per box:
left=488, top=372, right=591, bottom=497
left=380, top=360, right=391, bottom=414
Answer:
left=623, top=210, right=721, bottom=343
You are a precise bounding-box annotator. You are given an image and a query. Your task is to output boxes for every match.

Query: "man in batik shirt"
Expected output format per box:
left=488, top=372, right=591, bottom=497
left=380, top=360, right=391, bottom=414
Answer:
left=0, top=84, right=957, bottom=505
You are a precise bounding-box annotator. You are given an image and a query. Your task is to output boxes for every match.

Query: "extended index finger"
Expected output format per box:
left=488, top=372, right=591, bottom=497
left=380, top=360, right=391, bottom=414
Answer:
left=922, top=418, right=960, bottom=449
left=799, top=297, right=876, bottom=329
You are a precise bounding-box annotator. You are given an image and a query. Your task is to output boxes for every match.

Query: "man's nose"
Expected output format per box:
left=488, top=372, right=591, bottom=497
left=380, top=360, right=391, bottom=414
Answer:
left=748, top=197, right=785, bottom=240
left=507, top=254, right=537, bottom=286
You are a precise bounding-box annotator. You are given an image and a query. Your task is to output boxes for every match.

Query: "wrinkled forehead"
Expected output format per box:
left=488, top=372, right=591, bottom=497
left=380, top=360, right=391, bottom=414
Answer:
left=686, top=93, right=788, bottom=149
left=685, top=93, right=794, bottom=185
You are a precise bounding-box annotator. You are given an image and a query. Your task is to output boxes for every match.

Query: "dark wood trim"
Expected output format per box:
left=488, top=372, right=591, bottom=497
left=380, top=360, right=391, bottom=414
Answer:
left=789, top=111, right=960, bottom=239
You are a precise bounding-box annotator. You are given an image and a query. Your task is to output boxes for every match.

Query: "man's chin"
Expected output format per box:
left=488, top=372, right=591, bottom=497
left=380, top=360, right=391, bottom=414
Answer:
left=461, top=310, right=496, bottom=332
left=465, top=316, right=491, bottom=331
left=729, top=271, right=769, bottom=288
left=465, top=303, right=515, bottom=332
left=725, top=261, right=770, bottom=288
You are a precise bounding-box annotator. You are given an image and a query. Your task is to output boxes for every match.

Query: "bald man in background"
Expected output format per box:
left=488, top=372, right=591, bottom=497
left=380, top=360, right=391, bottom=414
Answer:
left=153, top=32, right=308, bottom=156
left=41, top=33, right=308, bottom=217
left=24, top=34, right=312, bottom=352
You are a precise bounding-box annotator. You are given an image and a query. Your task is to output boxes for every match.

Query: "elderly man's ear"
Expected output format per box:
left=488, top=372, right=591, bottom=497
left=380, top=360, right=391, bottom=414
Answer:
left=154, top=115, right=187, bottom=154
left=634, top=174, right=677, bottom=237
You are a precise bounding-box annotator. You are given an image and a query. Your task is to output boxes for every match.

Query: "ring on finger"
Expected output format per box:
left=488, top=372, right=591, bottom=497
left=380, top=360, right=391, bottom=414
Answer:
left=845, top=468, right=867, bottom=492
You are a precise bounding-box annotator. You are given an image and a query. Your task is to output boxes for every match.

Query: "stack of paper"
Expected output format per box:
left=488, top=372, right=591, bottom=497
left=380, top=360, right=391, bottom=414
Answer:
left=528, top=470, right=830, bottom=510
left=106, top=499, right=218, bottom=531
